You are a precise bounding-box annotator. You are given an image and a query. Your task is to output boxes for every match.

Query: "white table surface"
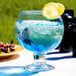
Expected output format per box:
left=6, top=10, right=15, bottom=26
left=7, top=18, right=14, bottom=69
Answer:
left=0, top=49, right=76, bottom=76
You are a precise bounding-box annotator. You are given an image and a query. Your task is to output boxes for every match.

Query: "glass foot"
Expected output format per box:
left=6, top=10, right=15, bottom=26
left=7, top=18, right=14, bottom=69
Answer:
left=0, top=65, right=54, bottom=76
left=25, top=63, right=54, bottom=72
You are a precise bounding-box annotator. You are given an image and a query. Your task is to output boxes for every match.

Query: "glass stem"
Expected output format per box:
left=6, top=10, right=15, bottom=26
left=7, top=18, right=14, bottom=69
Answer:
left=33, top=52, right=46, bottom=67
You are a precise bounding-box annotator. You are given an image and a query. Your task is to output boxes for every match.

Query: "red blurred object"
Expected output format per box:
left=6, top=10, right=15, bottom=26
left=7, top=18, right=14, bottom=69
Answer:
left=2, top=44, right=6, bottom=47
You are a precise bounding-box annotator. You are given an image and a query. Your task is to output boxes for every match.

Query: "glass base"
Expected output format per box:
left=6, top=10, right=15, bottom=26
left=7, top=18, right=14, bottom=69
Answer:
left=25, top=63, right=54, bottom=72
left=0, top=65, right=54, bottom=76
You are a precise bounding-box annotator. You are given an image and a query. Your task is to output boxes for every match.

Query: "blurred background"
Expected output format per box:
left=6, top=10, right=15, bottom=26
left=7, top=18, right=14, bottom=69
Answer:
left=0, top=0, right=76, bottom=44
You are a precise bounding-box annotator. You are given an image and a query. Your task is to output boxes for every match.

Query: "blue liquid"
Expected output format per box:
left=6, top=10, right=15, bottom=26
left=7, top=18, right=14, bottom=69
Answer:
left=15, top=20, right=64, bottom=53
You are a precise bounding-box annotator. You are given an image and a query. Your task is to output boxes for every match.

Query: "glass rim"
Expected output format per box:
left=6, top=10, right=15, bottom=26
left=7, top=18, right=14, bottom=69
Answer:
left=21, top=10, right=42, bottom=14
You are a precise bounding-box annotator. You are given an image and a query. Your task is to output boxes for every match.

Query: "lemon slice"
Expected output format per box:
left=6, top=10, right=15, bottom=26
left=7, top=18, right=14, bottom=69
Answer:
left=42, top=2, right=65, bottom=20
left=50, top=2, right=65, bottom=16
left=42, top=2, right=59, bottom=19
left=57, top=3, right=65, bottom=16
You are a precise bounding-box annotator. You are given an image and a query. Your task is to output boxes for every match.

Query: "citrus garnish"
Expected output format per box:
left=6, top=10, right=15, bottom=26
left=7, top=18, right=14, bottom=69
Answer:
left=56, top=3, right=65, bottom=16
left=42, top=2, right=65, bottom=20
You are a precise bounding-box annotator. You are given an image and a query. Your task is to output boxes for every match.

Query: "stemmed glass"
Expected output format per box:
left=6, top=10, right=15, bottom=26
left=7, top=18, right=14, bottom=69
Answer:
left=15, top=10, right=64, bottom=72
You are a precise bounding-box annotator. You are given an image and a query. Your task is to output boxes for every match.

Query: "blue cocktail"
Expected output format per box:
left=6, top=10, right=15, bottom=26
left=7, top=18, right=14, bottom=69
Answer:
left=15, top=11, right=64, bottom=72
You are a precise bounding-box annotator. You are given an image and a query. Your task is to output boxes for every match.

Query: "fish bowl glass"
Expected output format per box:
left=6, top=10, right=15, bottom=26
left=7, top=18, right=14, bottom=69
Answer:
left=15, top=11, right=64, bottom=72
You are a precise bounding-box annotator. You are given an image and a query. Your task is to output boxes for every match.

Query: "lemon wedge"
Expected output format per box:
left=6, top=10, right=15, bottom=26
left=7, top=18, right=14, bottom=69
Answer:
left=42, top=2, right=65, bottom=20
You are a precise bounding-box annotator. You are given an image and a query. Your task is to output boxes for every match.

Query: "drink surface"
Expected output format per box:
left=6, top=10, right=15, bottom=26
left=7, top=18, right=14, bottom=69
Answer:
left=15, top=20, right=64, bottom=53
